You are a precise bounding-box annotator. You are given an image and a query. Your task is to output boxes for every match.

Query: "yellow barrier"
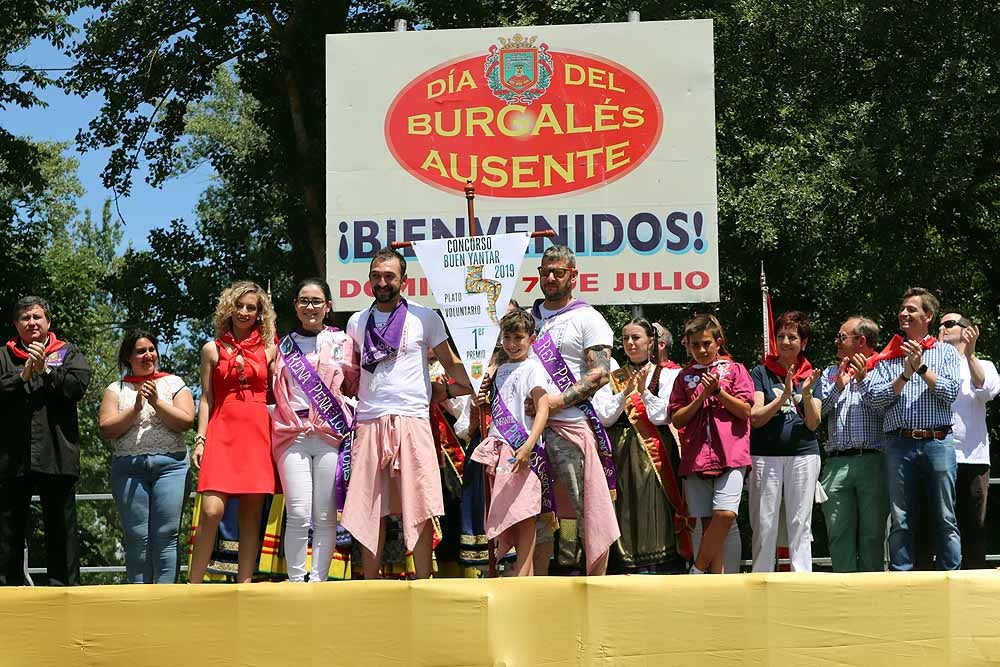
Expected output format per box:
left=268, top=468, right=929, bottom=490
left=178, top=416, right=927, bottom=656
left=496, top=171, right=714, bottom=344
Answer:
left=3, top=572, right=1000, bottom=666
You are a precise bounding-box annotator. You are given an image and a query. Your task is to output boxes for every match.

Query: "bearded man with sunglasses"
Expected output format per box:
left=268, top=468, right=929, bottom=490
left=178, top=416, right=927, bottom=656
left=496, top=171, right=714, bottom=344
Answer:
left=817, top=316, right=888, bottom=571
left=936, top=312, right=999, bottom=569
left=528, top=245, right=620, bottom=575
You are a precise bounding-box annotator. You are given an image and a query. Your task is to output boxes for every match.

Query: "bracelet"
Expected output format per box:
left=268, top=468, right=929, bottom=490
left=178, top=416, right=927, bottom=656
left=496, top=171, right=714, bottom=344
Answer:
left=195, top=434, right=206, bottom=446
left=899, top=373, right=911, bottom=383
left=916, top=363, right=928, bottom=376
left=710, top=387, right=721, bottom=397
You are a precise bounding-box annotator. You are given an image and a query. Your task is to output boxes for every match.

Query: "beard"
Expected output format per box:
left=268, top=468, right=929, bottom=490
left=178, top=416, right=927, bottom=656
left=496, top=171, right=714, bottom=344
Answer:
left=374, top=286, right=399, bottom=303
left=542, top=282, right=571, bottom=301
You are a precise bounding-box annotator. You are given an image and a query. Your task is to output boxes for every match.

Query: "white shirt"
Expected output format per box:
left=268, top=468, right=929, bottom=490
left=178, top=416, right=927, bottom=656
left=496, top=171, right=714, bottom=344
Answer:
left=951, top=356, right=1000, bottom=464
left=282, top=329, right=352, bottom=413
left=106, top=375, right=188, bottom=456
left=532, top=302, right=614, bottom=422
left=488, top=359, right=553, bottom=440
left=347, top=301, right=448, bottom=420
left=592, top=359, right=675, bottom=427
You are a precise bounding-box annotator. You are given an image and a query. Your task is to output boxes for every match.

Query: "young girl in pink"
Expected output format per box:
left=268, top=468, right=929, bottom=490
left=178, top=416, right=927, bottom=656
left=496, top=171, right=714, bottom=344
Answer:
left=669, top=314, right=753, bottom=574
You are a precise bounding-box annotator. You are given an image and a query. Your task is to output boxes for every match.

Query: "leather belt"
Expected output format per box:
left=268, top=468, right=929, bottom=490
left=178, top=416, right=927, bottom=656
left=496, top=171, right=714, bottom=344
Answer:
left=899, top=428, right=949, bottom=440
left=827, top=448, right=881, bottom=458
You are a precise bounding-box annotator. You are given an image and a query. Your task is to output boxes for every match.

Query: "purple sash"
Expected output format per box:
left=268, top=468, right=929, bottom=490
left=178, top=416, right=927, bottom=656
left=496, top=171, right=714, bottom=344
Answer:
left=361, top=298, right=408, bottom=373
left=492, top=390, right=557, bottom=518
left=530, top=297, right=590, bottom=328
left=278, top=331, right=355, bottom=523
left=532, top=331, right=618, bottom=492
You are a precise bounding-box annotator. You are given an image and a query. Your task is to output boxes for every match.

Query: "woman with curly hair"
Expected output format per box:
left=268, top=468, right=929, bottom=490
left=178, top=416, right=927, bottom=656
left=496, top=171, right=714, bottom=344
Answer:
left=189, top=281, right=278, bottom=583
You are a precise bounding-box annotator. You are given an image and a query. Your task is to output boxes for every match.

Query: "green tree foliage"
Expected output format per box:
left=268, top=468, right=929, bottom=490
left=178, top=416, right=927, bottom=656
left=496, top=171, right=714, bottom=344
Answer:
left=0, top=1, right=79, bottom=204
left=70, top=1, right=999, bottom=373
left=62, top=1, right=413, bottom=281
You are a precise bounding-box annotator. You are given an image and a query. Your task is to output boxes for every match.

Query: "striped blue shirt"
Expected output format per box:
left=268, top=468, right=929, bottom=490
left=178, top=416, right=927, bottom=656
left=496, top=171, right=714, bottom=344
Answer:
left=819, top=365, right=887, bottom=451
left=863, top=339, right=960, bottom=433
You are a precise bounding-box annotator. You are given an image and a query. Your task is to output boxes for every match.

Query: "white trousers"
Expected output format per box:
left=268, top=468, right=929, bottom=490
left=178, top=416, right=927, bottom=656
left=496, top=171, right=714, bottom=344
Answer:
left=277, top=434, right=340, bottom=582
left=749, top=454, right=821, bottom=572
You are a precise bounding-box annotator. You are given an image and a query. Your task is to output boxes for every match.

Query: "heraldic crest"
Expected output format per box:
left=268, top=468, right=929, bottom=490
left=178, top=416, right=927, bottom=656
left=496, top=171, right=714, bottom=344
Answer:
left=484, top=34, right=553, bottom=105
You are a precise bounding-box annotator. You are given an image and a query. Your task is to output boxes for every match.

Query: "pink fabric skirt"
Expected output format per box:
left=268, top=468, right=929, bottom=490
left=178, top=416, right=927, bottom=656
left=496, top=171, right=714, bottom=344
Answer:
left=341, top=415, right=444, bottom=553
left=471, top=436, right=544, bottom=561
left=547, top=420, right=621, bottom=574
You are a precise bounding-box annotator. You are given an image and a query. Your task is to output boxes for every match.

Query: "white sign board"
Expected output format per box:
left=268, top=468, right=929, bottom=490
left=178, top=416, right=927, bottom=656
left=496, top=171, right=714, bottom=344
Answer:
left=327, top=20, right=718, bottom=309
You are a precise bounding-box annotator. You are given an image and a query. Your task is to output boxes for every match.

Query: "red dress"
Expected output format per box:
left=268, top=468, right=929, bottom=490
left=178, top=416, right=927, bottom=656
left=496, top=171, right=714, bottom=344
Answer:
left=197, top=329, right=276, bottom=494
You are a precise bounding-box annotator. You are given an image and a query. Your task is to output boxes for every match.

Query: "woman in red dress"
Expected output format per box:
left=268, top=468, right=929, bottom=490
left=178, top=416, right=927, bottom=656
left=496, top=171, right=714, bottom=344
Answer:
left=189, top=281, right=277, bottom=583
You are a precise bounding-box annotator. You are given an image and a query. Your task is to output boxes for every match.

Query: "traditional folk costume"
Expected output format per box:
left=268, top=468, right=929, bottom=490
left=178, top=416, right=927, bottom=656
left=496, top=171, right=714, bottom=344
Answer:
left=530, top=299, right=620, bottom=575
left=594, top=359, right=693, bottom=570
left=471, top=358, right=559, bottom=562
left=342, top=299, right=447, bottom=568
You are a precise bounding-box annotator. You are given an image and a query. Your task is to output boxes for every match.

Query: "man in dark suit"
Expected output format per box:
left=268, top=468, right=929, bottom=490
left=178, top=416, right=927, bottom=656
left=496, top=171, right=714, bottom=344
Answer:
left=0, top=296, right=91, bottom=585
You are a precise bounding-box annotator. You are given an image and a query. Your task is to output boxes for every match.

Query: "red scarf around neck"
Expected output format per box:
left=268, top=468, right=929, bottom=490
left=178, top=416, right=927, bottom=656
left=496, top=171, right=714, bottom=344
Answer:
left=122, top=371, right=170, bottom=383
left=220, top=327, right=263, bottom=354
left=5, top=332, right=65, bottom=360
left=865, top=334, right=937, bottom=371
left=763, top=353, right=814, bottom=383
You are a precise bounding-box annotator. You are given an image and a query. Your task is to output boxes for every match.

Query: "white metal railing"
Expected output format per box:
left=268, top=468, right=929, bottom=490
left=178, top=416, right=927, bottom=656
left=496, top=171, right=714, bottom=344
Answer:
left=23, top=492, right=195, bottom=583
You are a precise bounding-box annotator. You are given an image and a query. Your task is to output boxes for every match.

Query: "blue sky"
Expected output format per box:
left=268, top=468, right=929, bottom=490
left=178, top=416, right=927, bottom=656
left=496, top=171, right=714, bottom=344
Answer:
left=4, top=27, right=212, bottom=251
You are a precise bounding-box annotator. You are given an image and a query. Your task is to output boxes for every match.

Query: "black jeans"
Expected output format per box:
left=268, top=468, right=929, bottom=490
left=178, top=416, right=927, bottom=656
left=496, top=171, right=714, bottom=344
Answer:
left=956, top=463, right=990, bottom=569
left=0, top=473, right=80, bottom=586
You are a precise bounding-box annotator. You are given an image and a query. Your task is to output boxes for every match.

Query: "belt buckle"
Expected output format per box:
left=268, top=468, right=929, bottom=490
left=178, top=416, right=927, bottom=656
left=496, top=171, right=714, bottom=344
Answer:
left=910, top=429, right=929, bottom=439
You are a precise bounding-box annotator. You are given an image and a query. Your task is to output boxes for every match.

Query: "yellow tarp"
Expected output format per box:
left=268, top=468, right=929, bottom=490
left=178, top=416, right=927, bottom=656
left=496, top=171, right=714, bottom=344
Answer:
left=3, top=572, right=1000, bottom=666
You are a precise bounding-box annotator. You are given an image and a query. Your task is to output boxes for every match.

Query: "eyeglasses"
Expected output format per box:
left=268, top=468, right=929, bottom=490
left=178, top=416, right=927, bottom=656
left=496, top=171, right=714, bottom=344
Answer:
left=538, top=267, right=572, bottom=279
left=834, top=333, right=859, bottom=342
left=296, top=298, right=327, bottom=309
left=941, top=320, right=963, bottom=329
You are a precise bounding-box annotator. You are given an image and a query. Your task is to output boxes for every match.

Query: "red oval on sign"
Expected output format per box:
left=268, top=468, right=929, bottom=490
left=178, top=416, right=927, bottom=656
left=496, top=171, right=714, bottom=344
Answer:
left=385, top=41, right=663, bottom=198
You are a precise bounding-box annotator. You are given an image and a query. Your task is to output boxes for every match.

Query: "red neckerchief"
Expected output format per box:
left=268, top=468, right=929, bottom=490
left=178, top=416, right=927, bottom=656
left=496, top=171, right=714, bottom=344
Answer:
left=659, top=360, right=681, bottom=370
left=763, top=353, right=813, bottom=383
left=219, top=328, right=264, bottom=382
left=865, top=334, right=937, bottom=371
left=122, top=371, right=170, bottom=383
left=5, top=333, right=65, bottom=361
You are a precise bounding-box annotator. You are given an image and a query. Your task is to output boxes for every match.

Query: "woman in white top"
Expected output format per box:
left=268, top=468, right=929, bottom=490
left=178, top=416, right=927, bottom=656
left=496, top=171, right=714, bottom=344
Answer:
left=98, top=330, right=195, bottom=583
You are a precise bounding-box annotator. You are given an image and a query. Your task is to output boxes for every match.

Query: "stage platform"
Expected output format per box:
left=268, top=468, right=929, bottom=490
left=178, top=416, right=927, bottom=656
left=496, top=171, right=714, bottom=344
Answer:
left=4, top=571, right=1000, bottom=666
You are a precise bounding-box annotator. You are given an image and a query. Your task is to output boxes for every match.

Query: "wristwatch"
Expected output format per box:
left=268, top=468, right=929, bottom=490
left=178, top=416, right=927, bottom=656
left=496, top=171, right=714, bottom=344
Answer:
left=916, top=363, right=928, bottom=376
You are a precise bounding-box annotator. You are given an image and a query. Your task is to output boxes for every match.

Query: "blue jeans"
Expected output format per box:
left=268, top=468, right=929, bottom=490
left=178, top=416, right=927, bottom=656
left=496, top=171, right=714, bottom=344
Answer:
left=884, top=436, right=961, bottom=570
left=111, top=452, right=191, bottom=583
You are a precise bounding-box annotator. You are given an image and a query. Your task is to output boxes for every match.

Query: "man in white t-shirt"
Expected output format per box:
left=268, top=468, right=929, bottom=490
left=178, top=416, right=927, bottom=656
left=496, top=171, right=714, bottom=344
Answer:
left=938, top=312, right=1000, bottom=569
left=530, top=245, right=620, bottom=575
left=342, top=248, right=472, bottom=579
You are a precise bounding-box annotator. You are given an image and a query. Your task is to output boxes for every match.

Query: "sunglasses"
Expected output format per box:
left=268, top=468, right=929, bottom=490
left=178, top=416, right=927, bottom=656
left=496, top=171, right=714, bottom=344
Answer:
left=941, top=320, right=963, bottom=329
left=537, top=267, right=572, bottom=279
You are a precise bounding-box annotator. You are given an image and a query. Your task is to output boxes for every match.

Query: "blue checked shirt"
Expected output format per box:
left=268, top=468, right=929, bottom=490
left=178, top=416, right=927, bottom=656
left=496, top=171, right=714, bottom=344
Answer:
left=862, top=339, right=960, bottom=433
left=819, top=365, right=887, bottom=451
